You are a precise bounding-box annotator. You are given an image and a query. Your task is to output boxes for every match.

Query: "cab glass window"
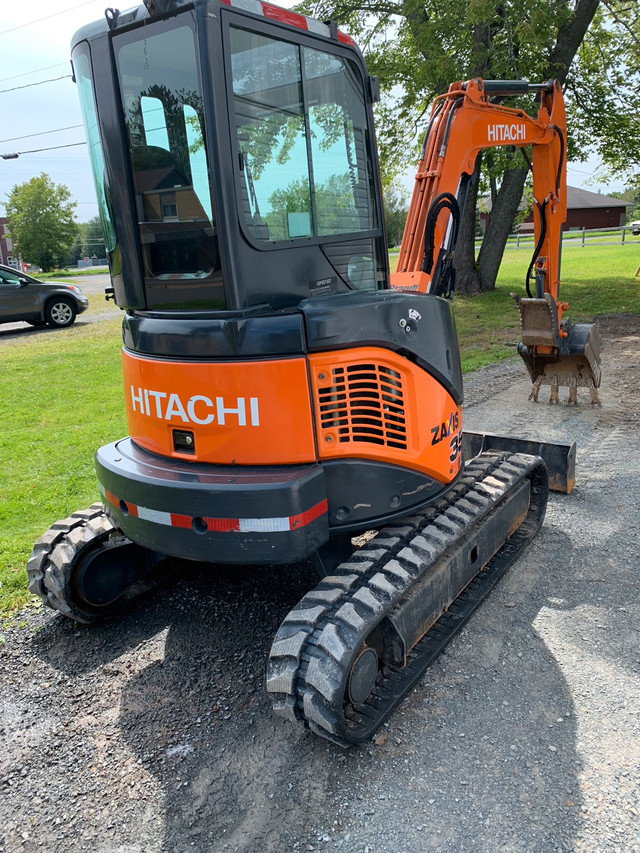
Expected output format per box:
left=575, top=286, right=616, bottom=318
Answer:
left=115, top=21, right=224, bottom=309
left=230, top=27, right=377, bottom=247
left=73, top=43, right=117, bottom=255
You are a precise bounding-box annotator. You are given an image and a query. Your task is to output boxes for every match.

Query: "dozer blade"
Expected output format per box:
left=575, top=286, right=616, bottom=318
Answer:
left=267, top=451, right=547, bottom=746
left=512, top=294, right=601, bottom=405
left=462, top=430, right=575, bottom=493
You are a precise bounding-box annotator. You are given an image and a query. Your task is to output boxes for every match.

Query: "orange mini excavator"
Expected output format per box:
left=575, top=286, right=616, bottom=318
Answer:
left=29, top=0, right=583, bottom=745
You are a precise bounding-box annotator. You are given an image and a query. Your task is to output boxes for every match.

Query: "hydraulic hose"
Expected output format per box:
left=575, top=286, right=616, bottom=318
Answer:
left=421, top=192, right=461, bottom=275
left=524, top=125, right=564, bottom=297
left=550, top=124, right=565, bottom=195
left=526, top=198, right=548, bottom=297
left=420, top=101, right=444, bottom=160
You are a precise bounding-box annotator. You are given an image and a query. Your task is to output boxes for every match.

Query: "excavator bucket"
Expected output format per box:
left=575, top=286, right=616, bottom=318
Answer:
left=513, top=294, right=602, bottom=405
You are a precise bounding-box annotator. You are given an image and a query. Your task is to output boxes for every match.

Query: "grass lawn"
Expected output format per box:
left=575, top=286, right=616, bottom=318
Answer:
left=0, top=318, right=126, bottom=614
left=1, top=242, right=639, bottom=615
left=38, top=267, right=108, bottom=279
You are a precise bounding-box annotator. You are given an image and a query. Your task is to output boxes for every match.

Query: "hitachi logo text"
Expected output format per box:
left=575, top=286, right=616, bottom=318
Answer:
left=487, top=123, right=526, bottom=142
left=130, top=387, right=260, bottom=426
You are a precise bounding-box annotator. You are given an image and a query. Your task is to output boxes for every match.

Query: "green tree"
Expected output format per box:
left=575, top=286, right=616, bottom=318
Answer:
left=266, top=174, right=363, bottom=238
left=66, top=217, right=111, bottom=267
left=266, top=178, right=311, bottom=239
left=302, top=0, right=602, bottom=293
left=609, top=186, right=640, bottom=223
left=66, top=226, right=84, bottom=267
left=5, top=174, right=77, bottom=271
left=383, top=186, right=409, bottom=247
left=567, top=1, right=640, bottom=191
left=82, top=216, right=107, bottom=259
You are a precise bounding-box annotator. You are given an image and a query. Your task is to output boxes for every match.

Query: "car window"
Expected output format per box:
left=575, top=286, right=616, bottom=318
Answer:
left=0, top=270, right=22, bottom=285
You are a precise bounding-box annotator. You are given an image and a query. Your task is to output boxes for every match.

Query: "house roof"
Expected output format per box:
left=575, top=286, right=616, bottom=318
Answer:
left=480, top=185, right=631, bottom=213
left=134, top=166, right=189, bottom=194
left=566, top=186, right=630, bottom=209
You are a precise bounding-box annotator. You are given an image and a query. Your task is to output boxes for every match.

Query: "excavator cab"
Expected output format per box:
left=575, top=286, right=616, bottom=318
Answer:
left=73, top=1, right=388, bottom=312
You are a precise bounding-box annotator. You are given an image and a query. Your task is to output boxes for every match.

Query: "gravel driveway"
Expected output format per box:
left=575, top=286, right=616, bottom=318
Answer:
left=1, top=315, right=638, bottom=853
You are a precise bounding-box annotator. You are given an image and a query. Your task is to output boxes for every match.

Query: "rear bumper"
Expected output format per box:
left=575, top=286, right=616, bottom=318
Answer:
left=96, top=438, right=329, bottom=564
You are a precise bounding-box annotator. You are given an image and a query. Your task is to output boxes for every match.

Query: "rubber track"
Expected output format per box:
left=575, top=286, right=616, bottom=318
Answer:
left=266, top=451, right=548, bottom=746
left=27, top=503, right=118, bottom=623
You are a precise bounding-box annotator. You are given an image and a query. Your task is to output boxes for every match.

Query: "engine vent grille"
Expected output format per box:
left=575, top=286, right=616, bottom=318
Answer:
left=316, top=362, right=407, bottom=449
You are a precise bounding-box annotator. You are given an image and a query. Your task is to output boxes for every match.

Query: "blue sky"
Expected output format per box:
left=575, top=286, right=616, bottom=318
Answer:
left=0, top=0, right=627, bottom=224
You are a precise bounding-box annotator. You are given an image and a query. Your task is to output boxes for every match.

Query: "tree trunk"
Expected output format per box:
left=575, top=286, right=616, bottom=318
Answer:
left=453, top=161, right=482, bottom=295
left=447, top=0, right=603, bottom=295
left=468, top=0, right=602, bottom=291
left=477, top=164, right=529, bottom=291
left=549, top=0, right=602, bottom=85
left=454, top=159, right=529, bottom=295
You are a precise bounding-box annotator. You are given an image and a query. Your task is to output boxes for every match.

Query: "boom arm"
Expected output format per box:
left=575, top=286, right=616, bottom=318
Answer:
left=391, top=78, right=567, bottom=314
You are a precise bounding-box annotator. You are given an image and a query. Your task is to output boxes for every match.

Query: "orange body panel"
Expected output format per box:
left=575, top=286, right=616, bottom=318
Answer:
left=123, top=347, right=462, bottom=485
left=388, top=271, right=431, bottom=292
left=308, top=347, right=463, bottom=484
left=122, top=349, right=317, bottom=465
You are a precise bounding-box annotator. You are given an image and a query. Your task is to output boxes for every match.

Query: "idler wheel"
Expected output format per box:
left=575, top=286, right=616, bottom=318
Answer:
left=347, top=647, right=379, bottom=706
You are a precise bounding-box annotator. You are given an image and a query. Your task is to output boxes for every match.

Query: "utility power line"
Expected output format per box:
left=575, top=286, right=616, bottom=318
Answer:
left=0, top=125, right=83, bottom=145
left=2, top=142, right=86, bottom=160
left=0, top=1, right=99, bottom=37
left=0, top=75, right=72, bottom=94
left=0, top=63, right=68, bottom=84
